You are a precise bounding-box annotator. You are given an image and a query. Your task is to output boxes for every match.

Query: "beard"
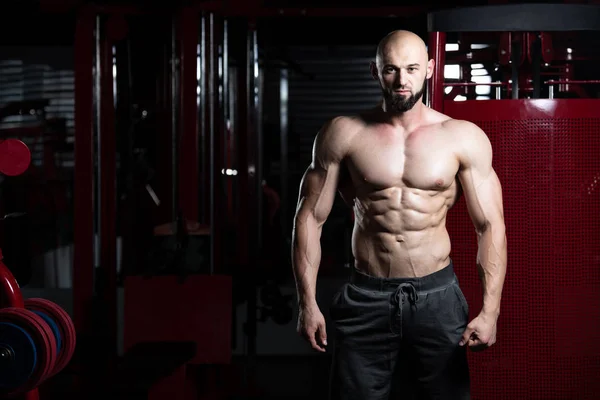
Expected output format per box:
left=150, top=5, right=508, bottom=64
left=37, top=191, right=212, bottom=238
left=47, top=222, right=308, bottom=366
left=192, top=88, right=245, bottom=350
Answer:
left=384, top=79, right=427, bottom=113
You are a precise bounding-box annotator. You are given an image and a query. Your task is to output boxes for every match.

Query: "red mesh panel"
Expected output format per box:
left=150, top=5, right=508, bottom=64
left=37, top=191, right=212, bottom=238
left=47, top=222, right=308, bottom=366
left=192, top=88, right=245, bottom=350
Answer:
left=443, top=99, right=600, bottom=400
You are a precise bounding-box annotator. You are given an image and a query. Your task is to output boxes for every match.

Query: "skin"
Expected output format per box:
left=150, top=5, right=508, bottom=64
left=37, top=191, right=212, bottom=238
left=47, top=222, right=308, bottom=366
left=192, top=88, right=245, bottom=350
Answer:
left=292, top=30, right=507, bottom=353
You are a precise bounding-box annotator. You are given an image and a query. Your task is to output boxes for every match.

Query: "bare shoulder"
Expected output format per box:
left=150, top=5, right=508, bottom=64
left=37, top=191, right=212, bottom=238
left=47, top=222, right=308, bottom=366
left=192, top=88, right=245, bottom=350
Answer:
left=421, top=108, right=490, bottom=148
left=443, top=117, right=492, bottom=149
left=440, top=117, right=493, bottom=169
left=318, top=115, right=363, bottom=141
left=314, top=115, right=362, bottom=161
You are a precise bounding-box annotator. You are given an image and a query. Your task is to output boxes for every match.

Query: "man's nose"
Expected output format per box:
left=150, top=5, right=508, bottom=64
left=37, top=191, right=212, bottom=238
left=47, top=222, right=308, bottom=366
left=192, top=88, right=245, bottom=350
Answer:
left=395, top=71, right=408, bottom=87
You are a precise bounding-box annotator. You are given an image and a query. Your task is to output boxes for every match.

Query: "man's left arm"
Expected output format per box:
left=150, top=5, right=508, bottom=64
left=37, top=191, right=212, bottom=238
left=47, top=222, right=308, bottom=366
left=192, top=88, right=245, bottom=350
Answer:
left=455, top=120, right=508, bottom=350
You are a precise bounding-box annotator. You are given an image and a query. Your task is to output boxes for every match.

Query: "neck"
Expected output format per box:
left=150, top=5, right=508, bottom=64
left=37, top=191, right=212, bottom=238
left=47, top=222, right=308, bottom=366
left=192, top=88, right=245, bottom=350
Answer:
left=379, top=99, right=426, bottom=130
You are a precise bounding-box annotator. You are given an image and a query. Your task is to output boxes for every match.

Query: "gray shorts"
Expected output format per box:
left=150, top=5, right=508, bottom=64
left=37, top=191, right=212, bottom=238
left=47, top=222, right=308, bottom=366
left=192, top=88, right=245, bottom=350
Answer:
left=329, top=260, right=471, bottom=400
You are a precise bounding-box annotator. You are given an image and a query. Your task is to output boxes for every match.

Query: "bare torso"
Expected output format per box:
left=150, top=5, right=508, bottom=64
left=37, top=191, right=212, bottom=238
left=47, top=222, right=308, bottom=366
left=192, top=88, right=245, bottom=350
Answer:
left=338, top=108, right=462, bottom=278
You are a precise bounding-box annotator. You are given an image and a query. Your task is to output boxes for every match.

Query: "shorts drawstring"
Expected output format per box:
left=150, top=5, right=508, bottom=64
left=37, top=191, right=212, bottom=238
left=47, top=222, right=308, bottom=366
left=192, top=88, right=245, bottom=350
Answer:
left=391, top=282, right=419, bottom=338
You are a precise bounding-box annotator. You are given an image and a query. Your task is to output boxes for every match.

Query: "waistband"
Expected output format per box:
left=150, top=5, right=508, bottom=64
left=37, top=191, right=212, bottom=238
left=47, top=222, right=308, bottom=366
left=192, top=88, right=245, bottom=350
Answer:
left=350, top=260, right=456, bottom=293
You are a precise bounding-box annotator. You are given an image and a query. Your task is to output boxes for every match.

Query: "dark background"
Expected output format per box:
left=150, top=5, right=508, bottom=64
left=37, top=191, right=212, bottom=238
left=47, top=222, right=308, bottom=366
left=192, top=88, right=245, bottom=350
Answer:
left=0, top=1, right=599, bottom=399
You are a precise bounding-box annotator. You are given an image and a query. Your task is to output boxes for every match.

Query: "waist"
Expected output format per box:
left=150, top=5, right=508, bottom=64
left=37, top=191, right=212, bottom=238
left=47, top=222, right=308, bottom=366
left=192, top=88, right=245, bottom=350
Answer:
left=350, top=260, right=456, bottom=293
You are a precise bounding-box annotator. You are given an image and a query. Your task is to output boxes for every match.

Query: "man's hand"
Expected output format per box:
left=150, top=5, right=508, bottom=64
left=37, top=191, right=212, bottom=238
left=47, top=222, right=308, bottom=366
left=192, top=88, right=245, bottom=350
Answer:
left=459, top=311, right=498, bottom=352
left=297, top=304, right=328, bottom=352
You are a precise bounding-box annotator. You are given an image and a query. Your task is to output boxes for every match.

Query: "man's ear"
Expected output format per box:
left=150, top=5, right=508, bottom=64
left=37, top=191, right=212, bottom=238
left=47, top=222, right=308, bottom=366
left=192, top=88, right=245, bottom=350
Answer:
left=370, top=61, right=379, bottom=80
left=426, top=58, right=435, bottom=80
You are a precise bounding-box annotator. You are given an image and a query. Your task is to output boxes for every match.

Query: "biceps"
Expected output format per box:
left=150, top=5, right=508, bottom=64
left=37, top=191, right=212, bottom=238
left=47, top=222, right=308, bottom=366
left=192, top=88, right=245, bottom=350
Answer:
left=296, top=164, right=340, bottom=224
left=459, top=168, right=504, bottom=230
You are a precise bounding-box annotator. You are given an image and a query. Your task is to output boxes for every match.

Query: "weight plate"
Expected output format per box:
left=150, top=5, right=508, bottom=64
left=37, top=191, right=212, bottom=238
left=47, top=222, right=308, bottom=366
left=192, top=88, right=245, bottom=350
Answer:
left=23, top=309, right=57, bottom=384
left=25, top=299, right=76, bottom=377
left=0, top=308, right=56, bottom=396
left=0, top=139, right=31, bottom=176
left=31, top=310, right=62, bottom=355
left=0, top=322, right=37, bottom=389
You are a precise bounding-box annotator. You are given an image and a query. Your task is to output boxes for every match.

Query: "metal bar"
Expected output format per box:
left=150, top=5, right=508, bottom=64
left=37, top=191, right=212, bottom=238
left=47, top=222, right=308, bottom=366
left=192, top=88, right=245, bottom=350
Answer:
left=253, top=27, right=263, bottom=256
left=171, top=14, right=180, bottom=230
left=549, top=85, right=554, bottom=99
left=208, top=14, right=225, bottom=275
left=209, top=12, right=216, bottom=275
left=428, top=4, right=600, bottom=32
left=427, top=31, right=446, bottom=112
left=228, top=54, right=237, bottom=234
left=112, top=45, right=118, bottom=108
left=223, top=19, right=229, bottom=126
left=236, top=23, right=250, bottom=269
left=179, top=8, right=199, bottom=222
left=545, top=80, right=600, bottom=84
left=223, top=19, right=232, bottom=222
left=199, top=14, right=209, bottom=225
left=279, top=68, right=288, bottom=238
left=445, top=82, right=509, bottom=87
left=445, top=49, right=499, bottom=64
left=73, top=7, right=95, bottom=335
left=212, top=15, right=225, bottom=274
left=245, top=20, right=259, bottom=362
left=220, top=16, right=227, bottom=272
left=95, top=14, right=102, bottom=261
left=99, top=13, right=118, bottom=364
left=531, top=34, right=541, bottom=99
left=511, top=40, right=520, bottom=99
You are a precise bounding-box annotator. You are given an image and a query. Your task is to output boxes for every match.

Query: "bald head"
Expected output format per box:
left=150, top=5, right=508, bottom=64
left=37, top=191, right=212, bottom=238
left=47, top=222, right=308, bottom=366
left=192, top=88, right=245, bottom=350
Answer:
left=371, top=30, right=434, bottom=114
left=376, top=30, right=428, bottom=68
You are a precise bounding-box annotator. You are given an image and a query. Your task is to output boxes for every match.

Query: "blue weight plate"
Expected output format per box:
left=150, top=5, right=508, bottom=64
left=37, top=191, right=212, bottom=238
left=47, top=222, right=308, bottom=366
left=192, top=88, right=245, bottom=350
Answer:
left=31, top=311, right=62, bottom=355
left=0, top=322, right=37, bottom=389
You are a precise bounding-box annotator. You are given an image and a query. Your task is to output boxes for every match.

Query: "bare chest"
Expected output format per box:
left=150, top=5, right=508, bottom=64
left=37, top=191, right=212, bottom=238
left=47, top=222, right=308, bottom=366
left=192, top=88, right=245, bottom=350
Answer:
left=346, top=127, right=460, bottom=191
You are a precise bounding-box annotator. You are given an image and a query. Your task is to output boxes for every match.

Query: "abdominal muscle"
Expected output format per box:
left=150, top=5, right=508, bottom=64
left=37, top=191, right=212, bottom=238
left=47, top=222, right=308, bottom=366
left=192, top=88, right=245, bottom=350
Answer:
left=351, top=186, right=454, bottom=278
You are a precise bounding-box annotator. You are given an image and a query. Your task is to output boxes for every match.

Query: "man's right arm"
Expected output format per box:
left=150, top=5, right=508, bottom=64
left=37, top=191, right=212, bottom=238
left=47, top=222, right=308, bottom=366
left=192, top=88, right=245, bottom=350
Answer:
left=292, top=117, right=350, bottom=309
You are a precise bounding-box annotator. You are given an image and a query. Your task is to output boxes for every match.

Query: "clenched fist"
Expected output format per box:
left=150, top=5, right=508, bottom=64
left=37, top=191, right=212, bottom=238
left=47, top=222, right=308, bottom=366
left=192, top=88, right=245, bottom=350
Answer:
left=460, top=311, right=498, bottom=352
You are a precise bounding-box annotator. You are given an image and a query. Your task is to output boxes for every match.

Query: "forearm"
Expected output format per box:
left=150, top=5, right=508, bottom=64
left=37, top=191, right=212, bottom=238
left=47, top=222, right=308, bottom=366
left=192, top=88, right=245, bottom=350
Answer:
left=476, top=222, right=507, bottom=318
left=292, top=214, right=323, bottom=308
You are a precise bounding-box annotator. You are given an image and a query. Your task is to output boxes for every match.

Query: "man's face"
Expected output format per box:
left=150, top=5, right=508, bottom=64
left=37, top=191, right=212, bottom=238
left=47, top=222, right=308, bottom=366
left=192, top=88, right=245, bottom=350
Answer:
left=373, top=42, right=433, bottom=113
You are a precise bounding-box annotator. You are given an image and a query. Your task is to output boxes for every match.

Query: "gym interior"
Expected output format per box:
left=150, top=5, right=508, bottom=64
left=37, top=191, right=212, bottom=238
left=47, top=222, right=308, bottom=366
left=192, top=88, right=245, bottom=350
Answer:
left=0, top=1, right=599, bottom=399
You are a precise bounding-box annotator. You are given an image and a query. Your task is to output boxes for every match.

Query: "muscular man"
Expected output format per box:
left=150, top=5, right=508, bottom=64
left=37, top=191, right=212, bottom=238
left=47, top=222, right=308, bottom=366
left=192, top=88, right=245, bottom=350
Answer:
left=291, top=30, right=507, bottom=400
